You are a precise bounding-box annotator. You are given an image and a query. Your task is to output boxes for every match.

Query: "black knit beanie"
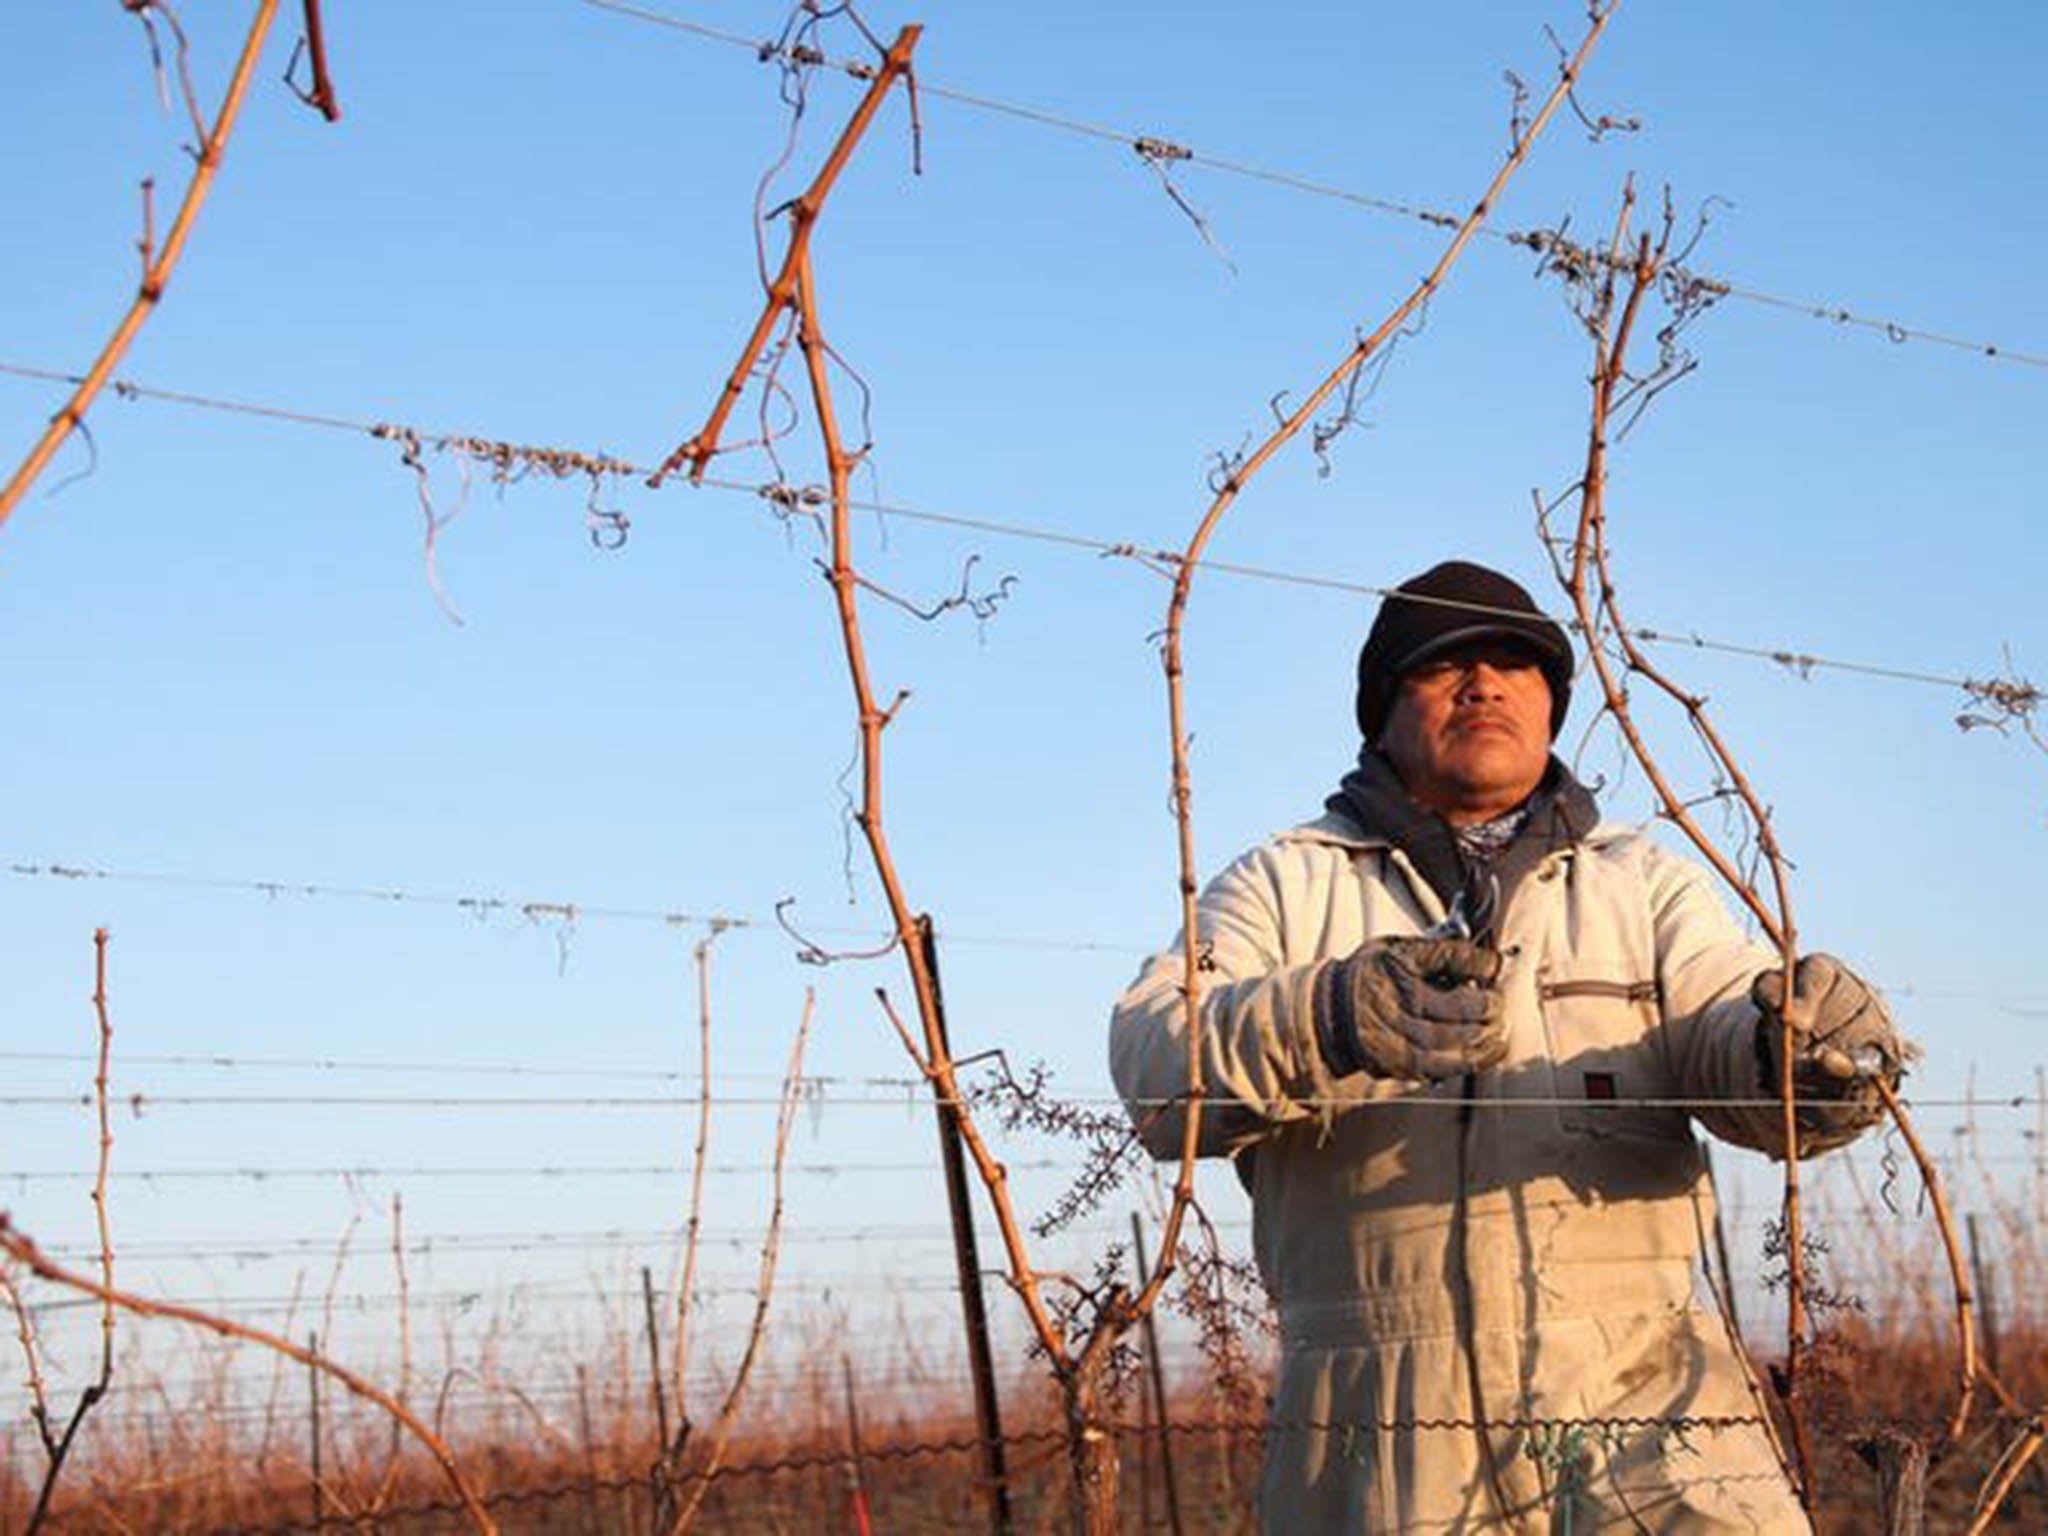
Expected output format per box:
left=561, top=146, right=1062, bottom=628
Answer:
left=1355, top=560, right=1574, bottom=741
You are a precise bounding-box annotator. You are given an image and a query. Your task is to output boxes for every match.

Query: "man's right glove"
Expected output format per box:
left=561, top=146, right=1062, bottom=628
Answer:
left=1752, top=952, right=1918, bottom=1155
left=1315, top=936, right=1508, bottom=1083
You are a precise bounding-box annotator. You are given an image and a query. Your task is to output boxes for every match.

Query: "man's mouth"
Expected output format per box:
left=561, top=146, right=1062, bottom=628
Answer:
left=1451, top=716, right=1516, bottom=737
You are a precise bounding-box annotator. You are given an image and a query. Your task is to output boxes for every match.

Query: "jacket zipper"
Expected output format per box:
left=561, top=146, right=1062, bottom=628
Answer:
left=1539, top=978, right=1661, bottom=1004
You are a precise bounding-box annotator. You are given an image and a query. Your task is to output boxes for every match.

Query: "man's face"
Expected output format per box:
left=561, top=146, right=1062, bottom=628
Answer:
left=1378, top=638, right=1553, bottom=825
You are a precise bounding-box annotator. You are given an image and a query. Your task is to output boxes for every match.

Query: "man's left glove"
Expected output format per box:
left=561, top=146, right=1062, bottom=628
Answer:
left=1752, top=953, right=1919, bottom=1154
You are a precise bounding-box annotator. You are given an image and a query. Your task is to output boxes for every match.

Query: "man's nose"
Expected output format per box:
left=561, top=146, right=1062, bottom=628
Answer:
left=1455, top=662, right=1509, bottom=699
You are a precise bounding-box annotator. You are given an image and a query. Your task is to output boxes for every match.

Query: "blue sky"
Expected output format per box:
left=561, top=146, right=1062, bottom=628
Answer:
left=4, top=0, right=2045, bottom=1423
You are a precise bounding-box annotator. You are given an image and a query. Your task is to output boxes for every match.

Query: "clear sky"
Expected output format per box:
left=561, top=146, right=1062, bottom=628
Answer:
left=4, top=0, right=2044, bottom=1432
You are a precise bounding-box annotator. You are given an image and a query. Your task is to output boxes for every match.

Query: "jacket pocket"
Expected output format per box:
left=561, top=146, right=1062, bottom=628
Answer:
left=1537, top=972, right=1690, bottom=1142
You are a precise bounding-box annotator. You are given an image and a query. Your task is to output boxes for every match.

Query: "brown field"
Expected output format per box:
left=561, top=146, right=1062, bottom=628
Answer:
left=4, top=1311, right=2042, bottom=1534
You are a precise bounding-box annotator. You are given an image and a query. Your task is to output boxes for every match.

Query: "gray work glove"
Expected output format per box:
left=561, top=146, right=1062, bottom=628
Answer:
left=1315, top=936, right=1507, bottom=1083
left=1752, top=953, right=1918, bottom=1154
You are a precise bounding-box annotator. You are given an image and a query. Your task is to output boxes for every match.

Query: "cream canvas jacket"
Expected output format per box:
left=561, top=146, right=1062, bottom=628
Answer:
left=1110, top=807, right=1811, bottom=1533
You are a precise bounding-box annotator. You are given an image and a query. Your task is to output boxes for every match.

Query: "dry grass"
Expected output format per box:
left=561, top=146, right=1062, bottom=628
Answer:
left=9, top=1124, right=2044, bottom=1531
left=0, top=1347, right=1256, bottom=1534
left=4, top=1307, right=2044, bottom=1532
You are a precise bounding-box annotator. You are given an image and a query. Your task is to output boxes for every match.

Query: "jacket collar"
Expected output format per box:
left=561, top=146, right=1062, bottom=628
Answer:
left=1295, top=749, right=1603, bottom=941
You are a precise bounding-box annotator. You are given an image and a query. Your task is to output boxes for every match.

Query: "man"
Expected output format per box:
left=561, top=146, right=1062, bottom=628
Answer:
left=1109, top=560, right=1912, bottom=1533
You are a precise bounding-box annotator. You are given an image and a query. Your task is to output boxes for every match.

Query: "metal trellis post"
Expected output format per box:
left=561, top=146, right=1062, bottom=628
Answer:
left=1130, top=1214, right=1186, bottom=1536
left=918, top=915, right=1014, bottom=1536
left=307, top=1331, right=323, bottom=1529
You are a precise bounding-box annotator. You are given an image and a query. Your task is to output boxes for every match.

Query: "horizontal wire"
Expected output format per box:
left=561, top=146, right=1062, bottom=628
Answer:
left=16, top=1167, right=2037, bottom=1265
left=56, top=1351, right=1048, bottom=1392
left=16, top=1275, right=1129, bottom=1331
left=35, top=1213, right=1225, bottom=1263
left=14, top=1280, right=1986, bottom=1354
left=4, top=360, right=2031, bottom=704
left=0, top=1156, right=1071, bottom=1183
left=15, top=1276, right=977, bottom=1322
left=0, top=1046, right=927, bottom=1089
left=1, top=1089, right=2039, bottom=1113
left=10, top=1268, right=1995, bottom=1333
left=9, top=1139, right=2039, bottom=1185
left=1891, top=985, right=2048, bottom=1022
left=580, top=0, right=2048, bottom=372
left=24, top=1049, right=2045, bottom=1115
left=0, top=1335, right=1966, bottom=1458
left=36, top=1211, right=2028, bottom=1271
left=3, top=1092, right=916, bottom=1109
left=6, top=854, right=2048, bottom=1022
left=4, top=1405, right=1896, bottom=1490
left=180, top=1415, right=2036, bottom=1536
left=40, top=1236, right=977, bottom=1266
left=0, top=1340, right=1018, bottom=1386
left=695, top=481, right=2006, bottom=694
left=0, top=854, right=1136, bottom=957
left=19, top=1413, right=2024, bottom=1536
left=20, top=1182, right=2027, bottom=1268
left=336, top=1405, right=1929, bottom=1532
left=0, top=359, right=2023, bottom=702
left=4, top=1360, right=1054, bottom=1424
left=0, top=1358, right=1988, bottom=1445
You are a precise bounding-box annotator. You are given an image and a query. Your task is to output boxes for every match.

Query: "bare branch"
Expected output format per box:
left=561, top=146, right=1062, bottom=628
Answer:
left=1545, top=22, right=1640, bottom=140
left=667, top=991, right=813, bottom=1534
left=1957, top=666, right=2048, bottom=770
left=382, top=425, right=469, bottom=625
left=122, top=1, right=207, bottom=146
left=89, top=929, right=116, bottom=1392
left=667, top=924, right=726, bottom=1480
left=772, top=896, right=896, bottom=966
left=842, top=553, right=1018, bottom=628
left=0, top=1266, right=53, bottom=1457
left=1134, top=136, right=1236, bottom=273
left=1964, top=1413, right=2048, bottom=1536
left=136, top=178, right=157, bottom=276
left=872, top=987, right=931, bottom=1076
left=367, top=1192, right=412, bottom=1515
left=1543, top=180, right=1983, bottom=1508
left=282, top=0, right=342, bottom=120
left=1148, top=2, right=1620, bottom=1336
left=650, top=26, right=923, bottom=487
left=1, top=0, right=286, bottom=534
left=965, top=1058, right=1149, bottom=1237
left=16, top=931, right=122, bottom=1533
left=0, top=1215, right=497, bottom=1534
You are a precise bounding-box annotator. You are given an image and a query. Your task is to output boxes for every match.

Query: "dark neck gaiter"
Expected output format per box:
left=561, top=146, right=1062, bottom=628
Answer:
left=1324, top=749, right=1601, bottom=943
